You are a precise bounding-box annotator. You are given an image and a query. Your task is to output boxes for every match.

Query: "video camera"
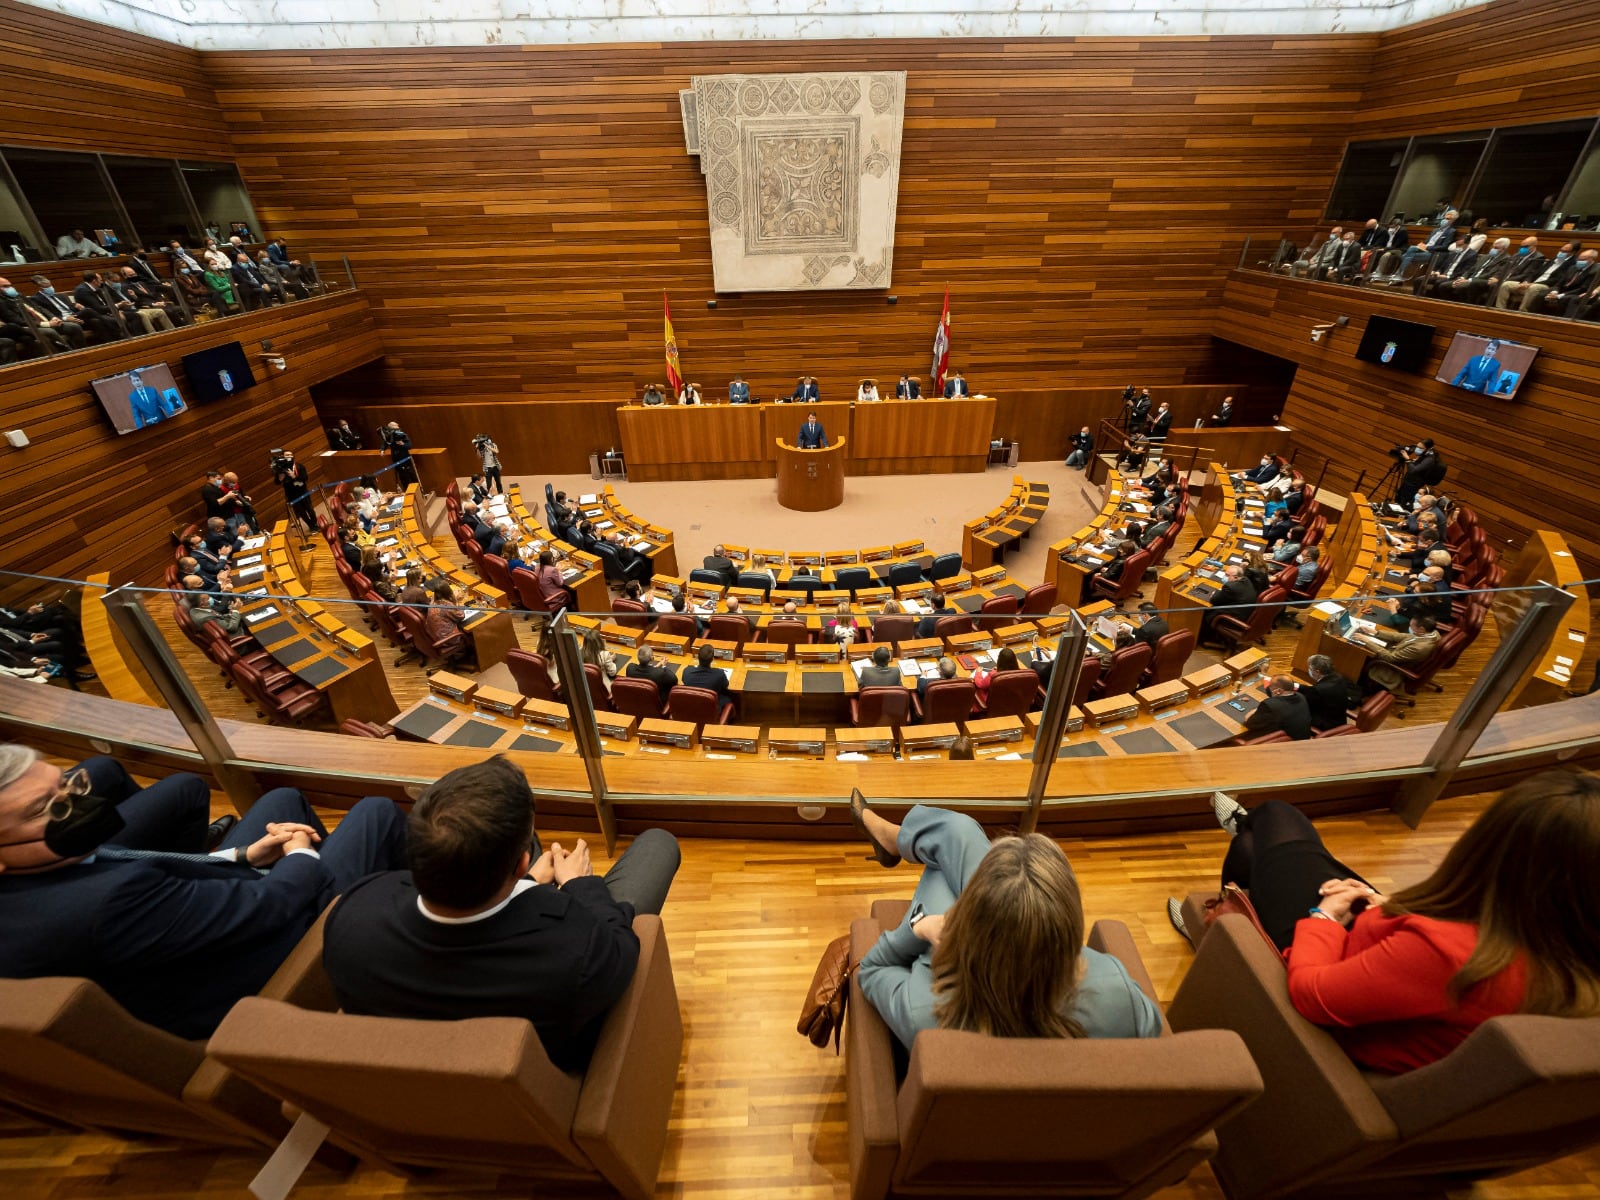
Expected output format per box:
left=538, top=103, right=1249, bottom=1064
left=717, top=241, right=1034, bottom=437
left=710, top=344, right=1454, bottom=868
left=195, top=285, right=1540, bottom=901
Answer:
left=269, top=448, right=294, bottom=474
left=379, top=425, right=404, bottom=447
left=472, top=433, right=492, bottom=449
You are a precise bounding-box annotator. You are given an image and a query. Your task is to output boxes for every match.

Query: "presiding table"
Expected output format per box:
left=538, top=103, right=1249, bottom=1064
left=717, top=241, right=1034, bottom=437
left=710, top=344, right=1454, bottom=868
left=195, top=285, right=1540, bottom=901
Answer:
left=776, top=437, right=846, bottom=511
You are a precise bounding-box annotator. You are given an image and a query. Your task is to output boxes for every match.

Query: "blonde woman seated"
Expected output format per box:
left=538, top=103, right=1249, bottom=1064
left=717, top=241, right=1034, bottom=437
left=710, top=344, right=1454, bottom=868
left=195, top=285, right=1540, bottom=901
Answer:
left=858, top=378, right=880, bottom=402
left=825, top=600, right=860, bottom=646
left=852, top=792, right=1163, bottom=1052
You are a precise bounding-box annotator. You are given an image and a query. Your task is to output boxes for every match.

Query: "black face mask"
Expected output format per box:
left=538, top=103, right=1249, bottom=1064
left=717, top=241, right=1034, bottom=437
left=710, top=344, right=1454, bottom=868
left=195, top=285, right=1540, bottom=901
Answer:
left=42, top=791, right=125, bottom=858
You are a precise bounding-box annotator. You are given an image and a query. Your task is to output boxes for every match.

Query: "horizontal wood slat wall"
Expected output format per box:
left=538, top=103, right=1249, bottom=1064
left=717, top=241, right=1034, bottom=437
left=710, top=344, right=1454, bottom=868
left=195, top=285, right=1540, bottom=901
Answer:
left=0, top=292, right=384, bottom=593
left=1212, top=270, right=1600, bottom=574
left=201, top=35, right=1371, bottom=407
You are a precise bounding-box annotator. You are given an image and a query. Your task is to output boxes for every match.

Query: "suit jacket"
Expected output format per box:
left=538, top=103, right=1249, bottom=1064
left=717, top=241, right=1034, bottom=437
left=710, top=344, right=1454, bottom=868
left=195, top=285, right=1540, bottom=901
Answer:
left=1464, top=251, right=1510, bottom=282
left=1369, top=628, right=1440, bottom=692
left=728, top=381, right=750, bottom=403
left=1450, top=354, right=1502, bottom=393
left=916, top=607, right=955, bottom=639
left=896, top=380, right=920, bottom=398
left=1148, top=409, right=1173, bottom=437
left=858, top=663, right=902, bottom=689
left=1132, top=614, right=1170, bottom=650
left=1549, top=260, right=1599, bottom=298
left=1138, top=520, right=1170, bottom=549
left=340, top=541, right=363, bottom=570
left=268, top=243, right=293, bottom=267
left=1243, top=693, right=1312, bottom=740
left=1530, top=254, right=1583, bottom=290
left=702, top=555, right=738, bottom=586
left=322, top=871, right=637, bottom=1073
left=797, top=419, right=827, bottom=449
left=1422, top=225, right=1456, bottom=253
left=1299, top=673, right=1354, bottom=731
left=792, top=381, right=820, bottom=401
left=231, top=261, right=266, bottom=289
left=1503, top=251, right=1548, bottom=283
left=626, top=660, right=677, bottom=704
left=1326, top=242, right=1361, bottom=274
left=0, top=850, right=332, bottom=1038
left=71, top=282, right=118, bottom=319
left=943, top=378, right=970, bottom=397
left=682, top=663, right=730, bottom=701
left=1438, top=248, right=1479, bottom=279
left=1211, top=578, right=1259, bottom=613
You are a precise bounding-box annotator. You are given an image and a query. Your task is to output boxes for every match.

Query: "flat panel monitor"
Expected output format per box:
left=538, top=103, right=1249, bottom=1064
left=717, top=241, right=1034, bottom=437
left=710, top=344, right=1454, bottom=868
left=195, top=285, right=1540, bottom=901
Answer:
left=1434, top=332, right=1539, bottom=399
left=181, top=341, right=257, bottom=404
left=1354, top=315, right=1434, bottom=371
left=89, top=363, right=186, bottom=435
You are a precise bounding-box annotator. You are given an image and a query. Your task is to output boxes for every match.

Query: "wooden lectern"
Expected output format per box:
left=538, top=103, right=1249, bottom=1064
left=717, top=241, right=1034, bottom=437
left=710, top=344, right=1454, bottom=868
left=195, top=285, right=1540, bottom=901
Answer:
left=775, top=437, right=846, bottom=511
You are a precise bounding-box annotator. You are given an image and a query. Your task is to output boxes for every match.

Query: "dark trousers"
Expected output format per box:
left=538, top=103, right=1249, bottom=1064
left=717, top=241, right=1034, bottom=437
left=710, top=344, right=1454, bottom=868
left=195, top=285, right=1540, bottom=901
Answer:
left=1219, top=800, right=1366, bottom=951
left=394, top=456, right=418, bottom=487
left=218, top=790, right=408, bottom=899
left=483, top=466, right=503, bottom=494
left=597, top=828, right=680, bottom=916
left=76, top=757, right=213, bottom=854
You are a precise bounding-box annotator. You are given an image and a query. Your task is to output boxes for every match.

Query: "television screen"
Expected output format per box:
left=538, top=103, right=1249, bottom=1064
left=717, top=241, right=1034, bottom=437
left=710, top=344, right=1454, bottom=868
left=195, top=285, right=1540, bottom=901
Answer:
left=1355, top=315, right=1434, bottom=372
left=181, top=341, right=257, bottom=404
left=1434, top=332, right=1539, bottom=399
left=90, top=363, right=186, bottom=435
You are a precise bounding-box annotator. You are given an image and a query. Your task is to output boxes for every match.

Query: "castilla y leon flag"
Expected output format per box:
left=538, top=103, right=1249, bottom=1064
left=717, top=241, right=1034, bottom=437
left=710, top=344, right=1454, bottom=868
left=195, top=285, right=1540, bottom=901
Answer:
left=663, top=292, right=684, bottom=397
left=930, top=287, right=951, bottom=397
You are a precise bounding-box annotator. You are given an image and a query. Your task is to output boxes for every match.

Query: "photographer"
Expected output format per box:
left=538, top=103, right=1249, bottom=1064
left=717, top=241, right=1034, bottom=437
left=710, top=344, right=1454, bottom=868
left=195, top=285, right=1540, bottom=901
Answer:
left=1396, top=438, right=1445, bottom=508
left=473, top=433, right=503, bottom=496
left=381, top=422, right=416, bottom=488
left=272, top=448, right=315, bottom=530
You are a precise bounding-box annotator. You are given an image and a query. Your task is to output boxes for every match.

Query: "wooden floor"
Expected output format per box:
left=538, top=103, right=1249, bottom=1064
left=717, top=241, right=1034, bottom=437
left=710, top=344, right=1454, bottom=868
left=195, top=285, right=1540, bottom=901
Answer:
left=4, top=791, right=1598, bottom=1198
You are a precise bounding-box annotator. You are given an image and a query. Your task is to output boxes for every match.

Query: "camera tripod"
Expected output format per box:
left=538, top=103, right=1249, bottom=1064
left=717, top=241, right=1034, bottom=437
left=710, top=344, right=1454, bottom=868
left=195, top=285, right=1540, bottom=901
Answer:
left=1372, top=457, right=1407, bottom=508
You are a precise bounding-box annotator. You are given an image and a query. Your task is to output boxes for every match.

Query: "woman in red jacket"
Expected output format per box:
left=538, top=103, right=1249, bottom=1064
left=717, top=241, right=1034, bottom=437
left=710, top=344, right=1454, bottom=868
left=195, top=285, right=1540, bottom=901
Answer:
left=1169, top=771, right=1600, bottom=1073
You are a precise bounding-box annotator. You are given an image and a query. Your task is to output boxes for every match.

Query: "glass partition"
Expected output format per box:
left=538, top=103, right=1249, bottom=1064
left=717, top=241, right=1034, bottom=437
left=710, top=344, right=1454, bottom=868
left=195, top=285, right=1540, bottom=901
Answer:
left=1557, top=127, right=1600, bottom=231
left=1325, top=139, right=1408, bottom=222
left=104, top=155, right=199, bottom=249
left=1391, top=130, right=1490, bottom=222
left=180, top=161, right=262, bottom=244
left=3, top=148, right=127, bottom=257
left=1468, top=119, right=1594, bottom=230
left=0, top=157, right=46, bottom=264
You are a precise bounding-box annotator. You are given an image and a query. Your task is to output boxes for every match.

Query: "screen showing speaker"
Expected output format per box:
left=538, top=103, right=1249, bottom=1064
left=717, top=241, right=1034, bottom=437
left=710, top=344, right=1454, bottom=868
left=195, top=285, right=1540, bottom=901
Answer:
left=1434, top=332, right=1539, bottom=399
left=89, top=363, right=186, bottom=435
left=1354, top=315, right=1434, bottom=372
left=180, top=341, right=258, bottom=404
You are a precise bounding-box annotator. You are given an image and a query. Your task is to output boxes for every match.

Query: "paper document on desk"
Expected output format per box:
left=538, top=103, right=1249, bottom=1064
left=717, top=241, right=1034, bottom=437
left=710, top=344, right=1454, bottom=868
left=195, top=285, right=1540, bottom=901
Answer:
left=919, top=663, right=942, bottom=680
left=238, top=537, right=266, bottom=551
left=461, top=608, right=482, bottom=622
left=903, top=598, right=930, bottom=614
left=595, top=521, right=614, bottom=531
left=579, top=493, right=598, bottom=505
left=233, top=555, right=262, bottom=567
left=836, top=752, right=870, bottom=762
left=244, top=606, right=279, bottom=623
left=561, top=568, right=581, bottom=582
left=852, top=658, right=870, bottom=680
left=650, top=598, right=674, bottom=613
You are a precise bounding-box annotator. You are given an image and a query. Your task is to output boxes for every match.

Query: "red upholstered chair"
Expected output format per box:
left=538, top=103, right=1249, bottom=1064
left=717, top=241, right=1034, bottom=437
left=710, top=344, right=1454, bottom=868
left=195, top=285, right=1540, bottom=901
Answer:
left=933, top=614, right=975, bottom=641
left=870, top=615, right=917, bottom=646
left=1291, top=556, right=1333, bottom=605
left=1021, top=582, right=1057, bottom=614
left=1312, top=724, right=1358, bottom=739
left=366, top=601, right=421, bottom=667
left=611, top=596, right=652, bottom=628
left=1392, top=630, right=1467, bottom=712
left=1354, top=688, right=1394, bottom=732
left=1231, top=729, right=1293, bottom=746
left=1141, top=628, right=1195, bottom=687
left=611, top=676, right=666, bottom=720
left=764, top=620, right=812, bottom=648
left=915, top=679, right=978, bottom=724
left=339, top=719, right=393, bottom=739
left=232, top=661, right=324, bottom=724
left=1203, top=586, right=1288, bottom=654
left=977, top=594, right=1020, bottom=630
left=654, top=613, right=699, bottom=641
left=505, top=568, right=554, bottom=618
left=705, top=614, right=751, bottom=647
left=982, top=670, right=1042, bottom=719
left=851, top=686, right=910, bottom=730
left=1090, top=547, right=1153, bottom=607
left=505, top=649, right=560, bottom=702
left=395, top=607, right=471, bottom=671
left=481, top=553, right=514, bottom=595
left=1091, top=643, right=1153, bottom=699
left=1070, top=656, right=1101, bottom=708
left=583, top=663, right=613, bottom=712
left=669, top=685, right=734, bottom=726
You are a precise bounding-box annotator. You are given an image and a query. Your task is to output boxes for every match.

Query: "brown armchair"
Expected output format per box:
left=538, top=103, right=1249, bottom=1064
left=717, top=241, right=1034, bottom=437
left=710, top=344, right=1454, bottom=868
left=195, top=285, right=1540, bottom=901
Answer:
left=207, top=914, right=682, bottom=1200
left=1166, top=912, right=1600, bottom=1199
left=846, top=899, right=1263, bottom=1200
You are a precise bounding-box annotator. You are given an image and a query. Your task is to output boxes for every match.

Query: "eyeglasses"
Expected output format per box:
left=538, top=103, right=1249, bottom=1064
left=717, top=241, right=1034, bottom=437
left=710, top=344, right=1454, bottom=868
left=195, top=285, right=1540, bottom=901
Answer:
left=45, top=768, right=92, bottom=823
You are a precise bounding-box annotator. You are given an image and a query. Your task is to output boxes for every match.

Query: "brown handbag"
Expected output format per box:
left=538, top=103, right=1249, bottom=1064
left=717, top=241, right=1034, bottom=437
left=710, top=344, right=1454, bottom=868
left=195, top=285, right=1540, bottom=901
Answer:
left=796, top=932, right=852, bottom=1052
left=1203, top=883, right=1288, bottom=961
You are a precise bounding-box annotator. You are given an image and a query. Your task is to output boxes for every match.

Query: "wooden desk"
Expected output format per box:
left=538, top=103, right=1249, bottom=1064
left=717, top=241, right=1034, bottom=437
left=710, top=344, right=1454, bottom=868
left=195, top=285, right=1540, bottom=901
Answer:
left=1289, top=492, right=1405, bottom=680
left=850, top=395, right=996, bottom=474
left=501, top=487, right=609, bottom=613
left=617, top=403, right=768, bottom=481
left=1498, top=530, right=1590, bottom=707
left=575, top=485, right=678, bottom=579
left=318, top=447, right=454, bottom=498
left=963, top=477, right=1050, bottom=569
left=1046, top=471, right=1128, bottom=607
left=776, top=438, right=846, bottom=512
left=83, top=572, right=158, bottom=705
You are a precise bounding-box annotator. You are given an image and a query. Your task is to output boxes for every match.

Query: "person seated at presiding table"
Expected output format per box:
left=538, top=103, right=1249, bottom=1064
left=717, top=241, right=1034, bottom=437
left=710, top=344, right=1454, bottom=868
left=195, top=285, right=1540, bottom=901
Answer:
left=895, top=374, right=920, bottom=399
left=681, top=643, right=731, bottom=706
left=857, top=378, right=880, bottom=402
left=728, top=375, right=751, bottom=404
left=1166, top=775, right=1600, bottom=1072
left=943, top=370, right=970, bottom=398
left=792, top=375, right=820, bottom=402
left=1237, top=673, right=1312, bottom=741
left=0, top=745, right=407, bottom=1039
left=322, top=756, right=680, bottom=1073
left=626, top=645, right=678, bottom=705
left=641, top=383, right=664, bottom=406
left=858, top=645, right=902, bottom=689
left=678, top=382, right=702, bottom=405
left=796, top=411, right=828, bottom=449
left=852, top=794, right=1162, bottom=1055
left=1299, top=654, right=1357, bottom=732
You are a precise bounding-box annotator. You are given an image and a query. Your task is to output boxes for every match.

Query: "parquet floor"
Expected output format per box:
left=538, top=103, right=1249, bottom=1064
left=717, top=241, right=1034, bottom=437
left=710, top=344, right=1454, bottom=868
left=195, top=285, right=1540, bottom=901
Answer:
left=4, top=793, right=1598, bottom=1198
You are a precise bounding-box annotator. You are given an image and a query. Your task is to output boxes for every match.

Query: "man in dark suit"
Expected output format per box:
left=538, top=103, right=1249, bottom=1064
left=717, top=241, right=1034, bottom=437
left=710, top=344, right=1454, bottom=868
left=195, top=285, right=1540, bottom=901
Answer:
left=230, top=251, right=274, bottom=310
left=703, top=545, right=738, bottom=587
left=1298, top=654, right=1354, bottom=732
left=113, top=266, right=180, bottom=331
left=1364, top=220, right=1409, bottom=281
left=791, top=376, right=820, bottom=401
left=682, top=644, right=731, bottom=706
left=1385, top=211, right=1457, bottom=280
left=1533, top=248, right=1600, bottom=315
left=796, top=412, right=827, bottom=449
left=1439, top=238, right=1512, bottom=302
left=1468, top=235, right=1542, bottom=304
left=1450, top=339, right=1504, bottom=393
left=0, top=744, right=406, bottom=1039
left=0, top=277, right=52, bottom=357
left=1127, top=389, right=1151, bottom=434
left=895, top=375, right=920, bottom=399
left=1138, top=506, right=1174, bottom=549
left=943, top=371, right=969, bottom=398
left=727, top=375, right=751, bottom=404
left=858, top=645, right=902, bottom=690
left=1493, top=240, right=1579, bottom=309
left=1239, top=674, right=1312, bottom=741
left=68, top=272, right=125, bottom=341
left=1398, top=439, right=1445, bottom=507
left=1414, top=238, right=1477, bottom=296
left=321, top=757, right=678, bottom=1073
left=1312, top=231, right=1362, bottom=283
left=1202, top=564, right=1259, bottom=642
left=916, top=592, right=955, bottom=639
left=1131, top=602, right=1170, bottom=651
left=1211, top=396, right=1234, bottom=426
left=625, top=646, right=677, bottom=705
left=383, top=422, right=416, bottom=486
left=1147, top=402, right=1174, bottom=440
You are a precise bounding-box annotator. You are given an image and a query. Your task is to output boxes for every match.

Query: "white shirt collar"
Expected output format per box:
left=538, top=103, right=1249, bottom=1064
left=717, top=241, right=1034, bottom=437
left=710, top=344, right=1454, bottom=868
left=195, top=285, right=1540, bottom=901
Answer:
left=416, top=877, right=537, bottom=924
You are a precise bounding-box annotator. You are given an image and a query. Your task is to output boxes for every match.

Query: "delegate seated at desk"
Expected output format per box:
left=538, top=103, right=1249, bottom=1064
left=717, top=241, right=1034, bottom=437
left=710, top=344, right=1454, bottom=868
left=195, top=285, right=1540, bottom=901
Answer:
left=943, top=371, right=970, bottom=398
left=641, top=384, right=664, bottom=406
left=728, top=376, right=750, bottom=404
left=896, top=375, right=920, bottom=399
left=797, top=412, right=828, bottom=449
left=792, top=376, right=820, bottom=402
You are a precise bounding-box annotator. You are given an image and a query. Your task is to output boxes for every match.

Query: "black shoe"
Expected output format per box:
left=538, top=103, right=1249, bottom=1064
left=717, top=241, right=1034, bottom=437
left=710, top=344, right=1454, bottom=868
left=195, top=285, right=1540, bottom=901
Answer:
left=205, top=814, right=239, bottom=851
left=70, top=669, right=97, bottom=682
left=849, top=788, right=901, bottom=868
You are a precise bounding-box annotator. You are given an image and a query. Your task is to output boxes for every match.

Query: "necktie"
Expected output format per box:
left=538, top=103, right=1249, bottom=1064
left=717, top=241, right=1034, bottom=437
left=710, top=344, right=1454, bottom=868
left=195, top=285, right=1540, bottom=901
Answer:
left=97, top=843, right=264, bottom=873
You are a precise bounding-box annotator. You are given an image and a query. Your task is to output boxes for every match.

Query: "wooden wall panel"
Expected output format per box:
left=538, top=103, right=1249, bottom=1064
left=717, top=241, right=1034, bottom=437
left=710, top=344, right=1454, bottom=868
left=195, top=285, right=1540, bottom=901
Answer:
left=1212, top=270, right=1600, bottom=574
left=201, top=35, right=1371, bottom=407
left=0, top=292, right=384, bottom=593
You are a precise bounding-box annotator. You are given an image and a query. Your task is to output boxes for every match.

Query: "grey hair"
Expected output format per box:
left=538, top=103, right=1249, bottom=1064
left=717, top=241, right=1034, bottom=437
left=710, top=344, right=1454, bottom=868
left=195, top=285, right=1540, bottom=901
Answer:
left=1308, top=654, right=1334, bottom=678
left=0, top=744, right=41, bottom=791
left=1426, top=549, right=1453, bottom=568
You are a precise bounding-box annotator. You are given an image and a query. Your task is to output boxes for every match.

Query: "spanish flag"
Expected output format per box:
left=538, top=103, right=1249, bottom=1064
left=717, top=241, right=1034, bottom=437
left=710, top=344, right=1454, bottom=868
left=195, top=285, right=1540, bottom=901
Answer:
left=663, top=292, right=684, bottom=398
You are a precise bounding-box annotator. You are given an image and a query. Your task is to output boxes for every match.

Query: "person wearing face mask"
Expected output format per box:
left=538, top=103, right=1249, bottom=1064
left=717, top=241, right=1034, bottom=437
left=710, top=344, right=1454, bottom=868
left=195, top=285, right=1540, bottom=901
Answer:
left=0, top=276, right=51, bottom=358
left=1493, top=240, right=1579, bottom=309
left=201, top=237, right=232, bottom=273
left=1365, top=219, right=1410, bottom=282
left=1529, top=248, right=1600, bottom=316
left=23, top=275, right=89, bottom=348
left=0, top=744, right=408, bottom=1039
left=110, top=266, right=179, bottom=333
left=1469, top=235, right=1542, bottom=305
left=1237, top=453, right=1281, bottom=487
left=254, top=251, right=292, bottom=304
left=1397, top=438, right=1445, bottom=508
left=172, top=262, right=222, bottom=315
left=1414, top=234, right=1482, bottom=297
left=166, top=239, right=204, bottom=274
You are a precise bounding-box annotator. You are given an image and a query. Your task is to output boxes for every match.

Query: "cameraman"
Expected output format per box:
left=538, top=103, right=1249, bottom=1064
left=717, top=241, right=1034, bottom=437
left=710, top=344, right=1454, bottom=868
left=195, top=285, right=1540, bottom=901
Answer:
left=1397, top=438, right=1445, bottom=507
left=473, top=433, right=503, bottom=496
left=381, top=421, right=416, bottom=488
left=273, top=449, right=315, bottom=529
